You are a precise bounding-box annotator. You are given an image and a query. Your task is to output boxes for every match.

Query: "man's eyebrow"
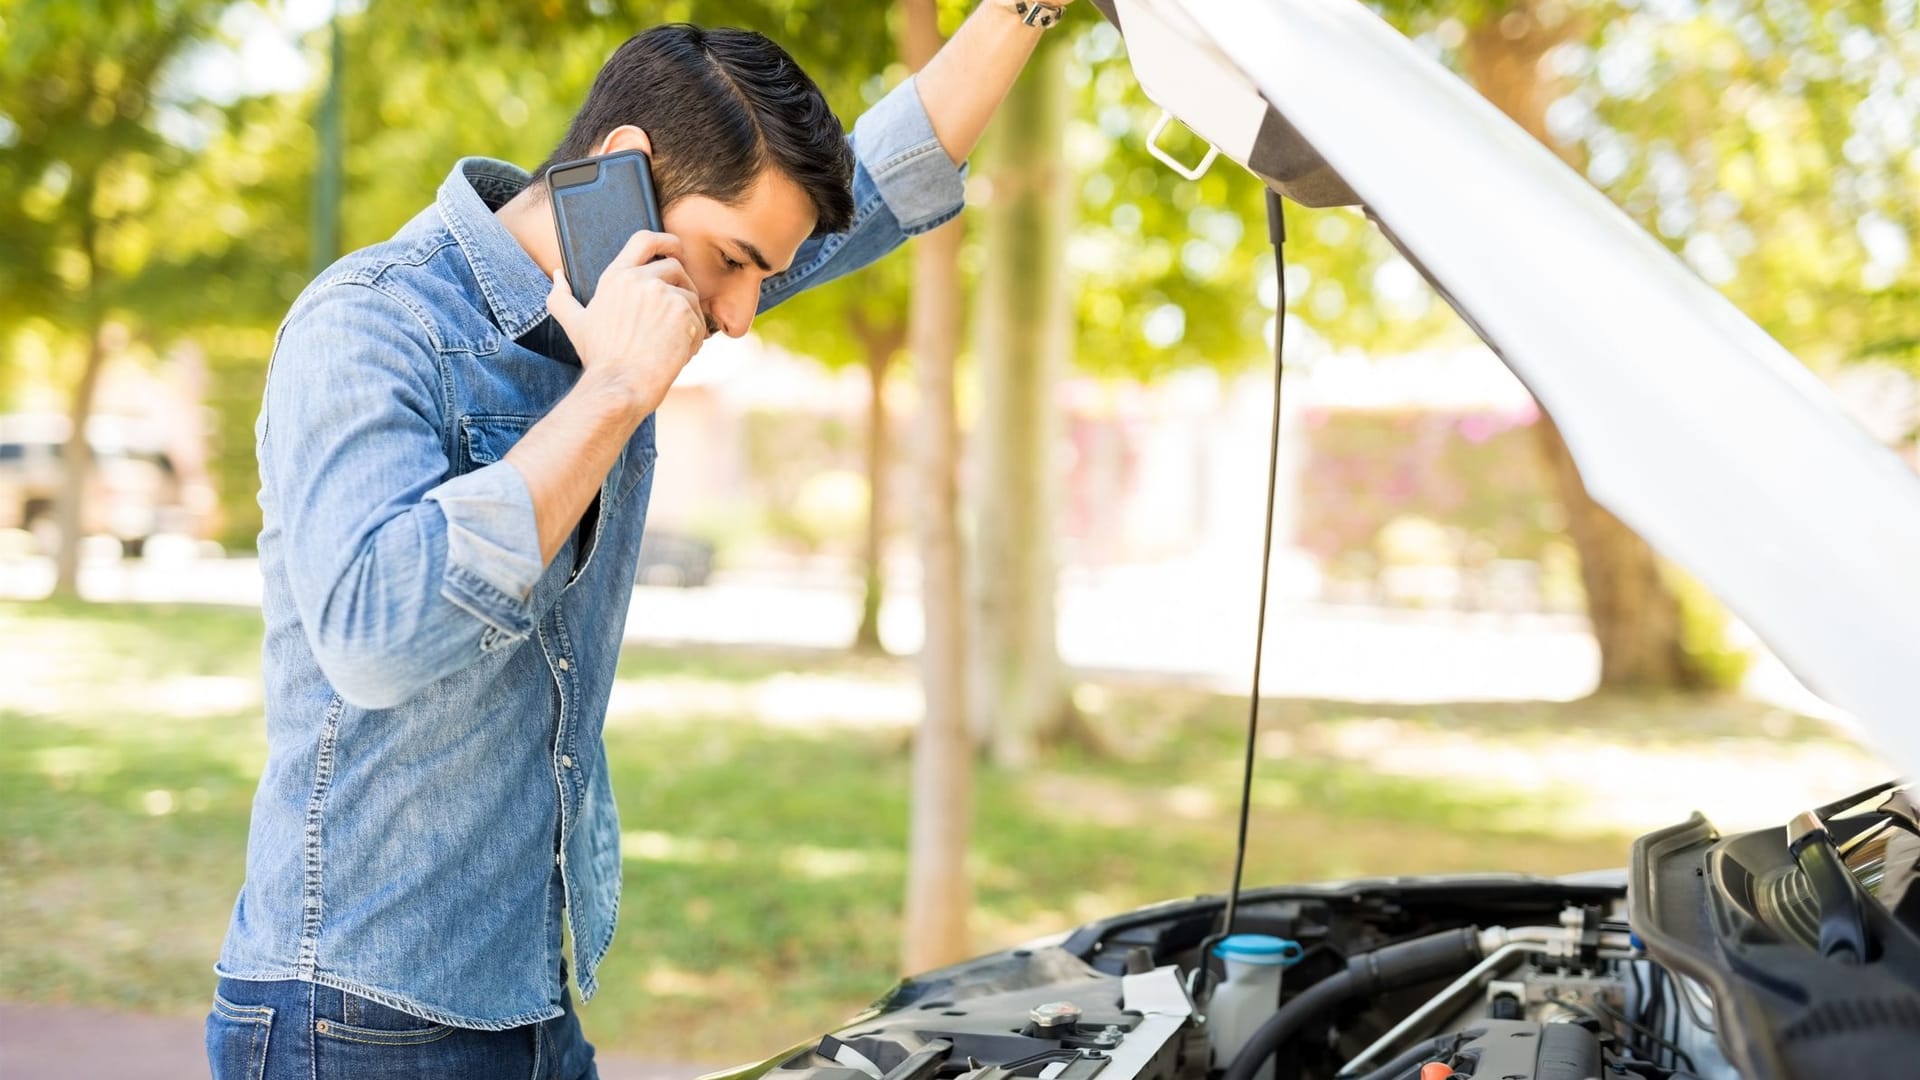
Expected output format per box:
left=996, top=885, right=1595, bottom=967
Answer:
left=731, top=239, right=776, bottom=274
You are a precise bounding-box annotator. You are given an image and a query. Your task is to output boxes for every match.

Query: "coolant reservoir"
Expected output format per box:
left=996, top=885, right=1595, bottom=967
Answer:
left=1207, top=934, right=1304, bottom=1080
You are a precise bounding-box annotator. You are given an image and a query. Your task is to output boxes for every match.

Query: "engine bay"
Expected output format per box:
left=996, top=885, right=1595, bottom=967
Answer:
left=737, top=784, right=1920, bottom=1080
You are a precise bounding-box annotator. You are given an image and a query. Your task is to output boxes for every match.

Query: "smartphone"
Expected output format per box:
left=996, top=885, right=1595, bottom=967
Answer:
left=544, top=149, right=666, bottom=307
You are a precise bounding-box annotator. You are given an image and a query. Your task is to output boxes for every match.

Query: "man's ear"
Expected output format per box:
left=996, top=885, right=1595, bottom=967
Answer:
left=597, top=125, right=654, bottom=158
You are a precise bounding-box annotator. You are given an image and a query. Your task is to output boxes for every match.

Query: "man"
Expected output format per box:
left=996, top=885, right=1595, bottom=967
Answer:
left=204, top=3, right=1075, bottom=1077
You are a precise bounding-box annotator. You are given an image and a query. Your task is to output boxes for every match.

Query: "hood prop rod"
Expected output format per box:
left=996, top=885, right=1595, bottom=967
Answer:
left=1202, top=188, right=1291, bottom=1001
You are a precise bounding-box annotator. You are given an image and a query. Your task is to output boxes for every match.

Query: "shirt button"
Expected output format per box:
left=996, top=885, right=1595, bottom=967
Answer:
left=560, top=754, right=574, bottom=768
left=556, top=658, right=571, bottom=671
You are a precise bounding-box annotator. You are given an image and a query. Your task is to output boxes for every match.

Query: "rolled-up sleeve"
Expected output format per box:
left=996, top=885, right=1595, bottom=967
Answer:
left=425, top=463, right=542, bottom=637
left=261, top=282, right=543, bottom=709
left=759, top=75, right=967, bottom=311
left=850, top=73, right=968, bottom=234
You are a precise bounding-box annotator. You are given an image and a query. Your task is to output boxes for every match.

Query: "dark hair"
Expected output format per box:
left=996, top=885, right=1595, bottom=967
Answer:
left=537, top=24, right=854, bottom=235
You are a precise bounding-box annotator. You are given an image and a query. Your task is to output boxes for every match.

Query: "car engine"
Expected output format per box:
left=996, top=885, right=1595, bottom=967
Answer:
left=715, top=784, right=1919, bottom=1080
left=740, top=882, right=1728, bottom=1080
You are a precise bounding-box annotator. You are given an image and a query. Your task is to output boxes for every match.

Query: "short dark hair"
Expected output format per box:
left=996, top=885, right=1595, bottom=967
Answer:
left=537, top=24, right=855, bottom=235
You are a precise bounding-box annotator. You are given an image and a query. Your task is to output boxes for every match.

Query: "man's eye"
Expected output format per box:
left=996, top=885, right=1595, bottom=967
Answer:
left=722, top=255, right=745, bottom=271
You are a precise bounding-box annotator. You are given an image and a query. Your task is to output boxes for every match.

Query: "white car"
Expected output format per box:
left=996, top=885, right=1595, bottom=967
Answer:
left=707, top=3, right=1920, bottom=1079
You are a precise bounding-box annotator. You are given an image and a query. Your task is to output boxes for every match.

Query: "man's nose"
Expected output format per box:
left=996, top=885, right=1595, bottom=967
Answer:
left=709, top=288, right=755, bottom=339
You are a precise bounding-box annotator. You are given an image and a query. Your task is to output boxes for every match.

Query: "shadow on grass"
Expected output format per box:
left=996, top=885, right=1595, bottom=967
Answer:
left=1084, top=683, right=1848, bottom=774
left=0, top=599, right=264, bottom=683
left=590, top=717, right=1629, bottom=1059
left=0, top=708, right=262, bottom=1013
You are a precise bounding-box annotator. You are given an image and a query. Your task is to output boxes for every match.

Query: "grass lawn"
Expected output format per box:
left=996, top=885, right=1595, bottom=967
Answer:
left=0, top=599, right=1887, bottom=1063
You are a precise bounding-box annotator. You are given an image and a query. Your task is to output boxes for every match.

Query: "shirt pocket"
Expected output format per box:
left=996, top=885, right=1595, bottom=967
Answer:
left=456, top=413, right=534, bottom=474
left=459, top=412, right=654, bottom=511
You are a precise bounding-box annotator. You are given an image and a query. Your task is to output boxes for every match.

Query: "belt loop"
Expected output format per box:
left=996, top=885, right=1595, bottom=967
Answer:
left=531, top=1010, right=547, bottom=1080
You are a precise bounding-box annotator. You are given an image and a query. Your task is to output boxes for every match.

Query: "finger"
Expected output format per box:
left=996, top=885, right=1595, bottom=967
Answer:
left=631, top=256, right=697, bottom=296
left=606, top=229, right=683, bottom=274
left=669, top=285, right=708, bottom=336
left=547, top=265, right=584, bottom=331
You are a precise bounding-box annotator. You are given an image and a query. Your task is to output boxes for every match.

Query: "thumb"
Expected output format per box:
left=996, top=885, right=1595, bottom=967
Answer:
left=547, top=265, right=585, bottom=333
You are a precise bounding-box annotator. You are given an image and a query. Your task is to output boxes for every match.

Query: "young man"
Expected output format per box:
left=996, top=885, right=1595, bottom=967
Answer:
left=205, top=4, right=1075, bottom=1078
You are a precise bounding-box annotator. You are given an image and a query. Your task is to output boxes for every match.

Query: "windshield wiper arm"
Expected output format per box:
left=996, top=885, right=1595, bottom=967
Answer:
left=1787, top=809, right=1873, bottom=964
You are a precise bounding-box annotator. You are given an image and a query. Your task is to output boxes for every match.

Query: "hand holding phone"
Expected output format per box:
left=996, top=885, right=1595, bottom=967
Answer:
left=544, top=150, right=706, bottom=414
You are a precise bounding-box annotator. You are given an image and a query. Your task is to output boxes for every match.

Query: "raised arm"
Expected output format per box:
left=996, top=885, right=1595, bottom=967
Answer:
left=914, top=0, right=1075, bottom=165
left=757, top=1, right=1077, bottom=310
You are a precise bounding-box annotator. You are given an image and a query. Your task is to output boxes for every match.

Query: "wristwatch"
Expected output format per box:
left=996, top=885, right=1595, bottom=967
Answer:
left=1010, top=1, right=1066, bottom=29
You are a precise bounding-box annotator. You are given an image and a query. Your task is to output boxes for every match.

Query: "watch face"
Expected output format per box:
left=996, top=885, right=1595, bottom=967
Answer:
left=1017, top=1, right=1063, bottom=28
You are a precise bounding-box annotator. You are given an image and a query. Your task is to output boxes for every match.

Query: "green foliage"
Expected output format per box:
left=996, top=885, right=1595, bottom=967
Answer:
left=1668, top=567, right=1754, bottom=691
left=0, top=0, right=237, bottom=333
left=1368, top=0, right=1919, bottom=372
left=6, top=0, right=1912, bottom=541
left=1061, top=21, right=1460, bottom=380
left=1573, top=1, right=1920, bottom=371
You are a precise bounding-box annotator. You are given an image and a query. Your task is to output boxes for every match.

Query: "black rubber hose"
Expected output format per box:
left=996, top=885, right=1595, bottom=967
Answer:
left=1221, top=928, right=1483, bottom=1080
left=1341, top=1030, right=1483, bottom=1080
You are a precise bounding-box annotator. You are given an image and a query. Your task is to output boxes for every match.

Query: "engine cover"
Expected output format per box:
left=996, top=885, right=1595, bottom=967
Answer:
left=1447, top=1020, right=1601, bottom=1080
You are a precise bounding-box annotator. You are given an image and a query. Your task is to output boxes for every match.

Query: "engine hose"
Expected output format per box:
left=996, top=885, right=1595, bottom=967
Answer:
left=1343, top=1030, right=1483, bottom=1080
left=1221, top=928, right=1483, bottom=1080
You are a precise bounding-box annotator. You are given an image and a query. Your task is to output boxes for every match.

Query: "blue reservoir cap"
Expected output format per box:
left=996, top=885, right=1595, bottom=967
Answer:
left=1212, top=934, right=1305, bottom=966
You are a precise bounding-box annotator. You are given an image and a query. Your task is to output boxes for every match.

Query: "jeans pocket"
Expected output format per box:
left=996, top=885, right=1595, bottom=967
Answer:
left=316, top=989, right=457, bottom=1046
left=314, top=989, right=533, bottom=1079
left=206, top=993, right=275, bottom=1080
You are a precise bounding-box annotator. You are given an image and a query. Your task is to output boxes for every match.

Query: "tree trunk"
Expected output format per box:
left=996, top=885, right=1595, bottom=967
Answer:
left=899, top=0, right=973, bottom=975
left=53, top=176, right=104, bottom=600
left=968, top=31, right=1077, bottom=767
left=1464, top=1, right=1706, bottom=691
left=1531, top=413, right=1703, bottom=688
left=853, top=321, right=900, bottom=654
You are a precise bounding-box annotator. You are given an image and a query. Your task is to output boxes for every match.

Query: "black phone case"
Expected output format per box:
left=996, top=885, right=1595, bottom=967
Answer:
left=545, top=149, right=665, bottom=307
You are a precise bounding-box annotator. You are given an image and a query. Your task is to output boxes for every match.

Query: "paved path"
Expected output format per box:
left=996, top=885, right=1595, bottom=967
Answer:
left=0, top=1001, right=710, bottom=1080
left=0, top=550, right=1843, bottom=720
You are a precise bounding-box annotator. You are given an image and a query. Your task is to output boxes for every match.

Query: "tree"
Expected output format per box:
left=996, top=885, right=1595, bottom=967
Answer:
left=1548, top=0, right=1920, bottom=372
left=759, top=270, right=908, bottom=654
left=1457, top=0, right=1708, bottom=689
left=0, top=0, right=234, bottom=595
left=897, top=0, right=976, bottom=979
left=967, top=30, right=1080, bottom=767
left=717, top=2, right=907, bottom=655
left=1374, top=0, right=1920, bottom=688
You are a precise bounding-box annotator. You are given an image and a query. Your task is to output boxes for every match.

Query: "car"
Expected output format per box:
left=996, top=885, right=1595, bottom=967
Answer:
left=699, top=2, right=1920, bottom=1080
left=635, top=527, right=717, bottom=588
left=0, top=414, right=187, bottom=558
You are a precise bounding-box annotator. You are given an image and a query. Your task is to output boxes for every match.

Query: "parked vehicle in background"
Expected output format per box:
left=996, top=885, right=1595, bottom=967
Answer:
left=635, top=527, right=717, bottom=588
left=0, top=414, right=189, bottom=558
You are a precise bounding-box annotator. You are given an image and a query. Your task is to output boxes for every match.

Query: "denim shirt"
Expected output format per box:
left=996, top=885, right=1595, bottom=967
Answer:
left=215, top=76, right=964, bottom=1030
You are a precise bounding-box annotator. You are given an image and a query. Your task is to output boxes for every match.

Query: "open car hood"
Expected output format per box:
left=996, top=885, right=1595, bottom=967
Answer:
left=1090, top=0, right=1920, bottom=778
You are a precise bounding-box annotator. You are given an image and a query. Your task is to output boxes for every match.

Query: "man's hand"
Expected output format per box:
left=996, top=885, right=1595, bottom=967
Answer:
left=507, top=231, right=706, bottom=566
left=547, top=230, right=707, bottom=419
left=915, top=0, right=1081, bottom=165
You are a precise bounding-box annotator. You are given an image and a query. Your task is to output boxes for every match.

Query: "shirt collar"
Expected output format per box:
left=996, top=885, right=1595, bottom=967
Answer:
left=436, top=157, right=556, bottom=341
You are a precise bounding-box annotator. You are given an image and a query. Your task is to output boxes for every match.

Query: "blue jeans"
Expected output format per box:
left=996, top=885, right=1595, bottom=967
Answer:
left=205, top=971, right=600, bottom=1080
